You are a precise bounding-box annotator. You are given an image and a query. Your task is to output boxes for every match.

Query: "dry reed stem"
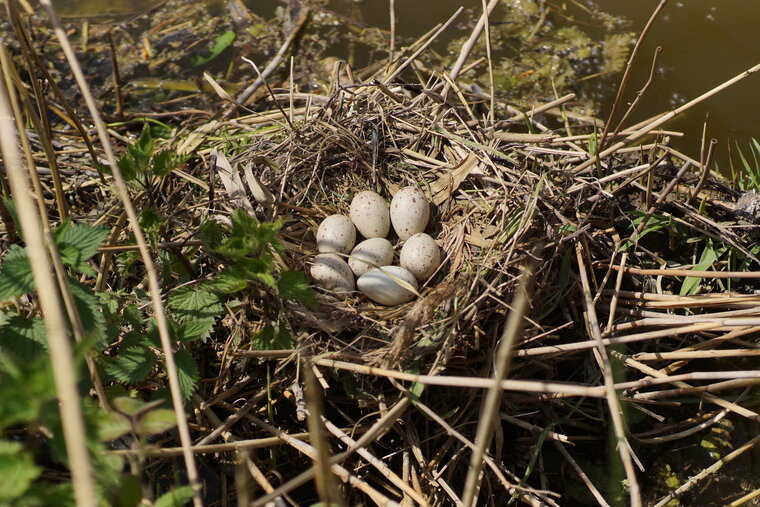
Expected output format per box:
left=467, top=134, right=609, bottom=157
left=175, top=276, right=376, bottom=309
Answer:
left=461, top=252, right=538, bottom=506
left=0, top=47, right=96, bottom=507
left=574, top=61, right=760, bottom=174
left=575, top=241, right=642, bottom=506
left=236, top=5, right=311, bottom=106
left=600, top=0, right=668, bottom=149
left=37, top=2, right=203, bottom=504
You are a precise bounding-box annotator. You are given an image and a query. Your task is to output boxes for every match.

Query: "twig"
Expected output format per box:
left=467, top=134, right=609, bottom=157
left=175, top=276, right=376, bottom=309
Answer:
left=600, top=0, right=668, bottom=149
left=461, top=248, right=540, bottom=506
left=575, top=241, right=642, bottom=506
left=236, top=6, right=310, bottom=106
left=574, top=60, right=760, bottom=174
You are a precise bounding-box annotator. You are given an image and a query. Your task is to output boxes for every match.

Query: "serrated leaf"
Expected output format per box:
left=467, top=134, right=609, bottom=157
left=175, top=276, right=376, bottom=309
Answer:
left=121, top=330, right=161, bottom=350
left=112, top=396, right=164, bottom=418
left=176, top=318, right=216, bottom=343
left=70, top=281, right=108, bottom=349
left=203, top=267, right=248, bottom=294
left=237, top=256, right=275, bottom=287
left=98, top=411, right=133, bottom=441
left=173, top=349, right=198, bottom=400
left=152, top=150, right=184, bottom=178
left=0, top=245, right=34, bottom=301
left=0, top=315, right=48, bottom=361
left=106, top=346, right=155, bottom=384
left=0, top=440, right=40, bottom=501
left=168, top=286, right=222, bottom=321
left=137, top=409, right=177, bottom=435
left=154, top=486, right=195, bottom=507
left=138, top=206, right=163, bottom=236
left=55, top=222, right=109, bottom=274
left=250, top=320, right=293, bottom=350
left=278, top=270, right=316, bottom=307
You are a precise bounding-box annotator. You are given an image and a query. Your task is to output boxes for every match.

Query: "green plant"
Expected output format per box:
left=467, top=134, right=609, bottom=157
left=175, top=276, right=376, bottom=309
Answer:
left=0, top=204, right=314, bottom=503
left=731, top=138, right=760, bottom=191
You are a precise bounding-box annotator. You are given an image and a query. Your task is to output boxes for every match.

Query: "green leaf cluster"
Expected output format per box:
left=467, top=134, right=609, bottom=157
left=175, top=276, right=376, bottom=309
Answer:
left=117, top=124, right=187, bottom=185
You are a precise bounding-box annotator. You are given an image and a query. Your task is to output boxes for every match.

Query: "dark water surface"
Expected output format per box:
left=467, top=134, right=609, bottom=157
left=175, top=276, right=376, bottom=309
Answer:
left=57, top=0, right=760, bottom=166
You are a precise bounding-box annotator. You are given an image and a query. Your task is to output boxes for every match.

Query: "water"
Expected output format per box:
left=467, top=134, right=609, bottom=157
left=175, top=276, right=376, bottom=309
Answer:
left=55, top=0, right=760, bottom=167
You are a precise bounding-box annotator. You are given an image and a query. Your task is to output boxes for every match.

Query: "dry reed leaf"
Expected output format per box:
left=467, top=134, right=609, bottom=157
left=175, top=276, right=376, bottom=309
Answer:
left=430, top=151, right=479, bottom=205
left=213, top=150, right=254, bottom=212
left=243, top=163, right=275, bottom=208
left=178, top=120, right=220, bottom=155
left=203, top=71, right=235, bottom=102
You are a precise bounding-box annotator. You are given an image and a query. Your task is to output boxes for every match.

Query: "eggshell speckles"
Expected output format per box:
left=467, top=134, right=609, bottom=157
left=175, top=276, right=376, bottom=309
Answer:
left=348, top=238, right=395, bottom=277
left=390, top=187, right=430, bottom=240
left=316, top=215, right=356, bottom=254
left=400, top=233, right=441, bottom=281
left=310, top=253, right=355, bottom=293
left=357, top=266, right=418, bottom=306
left=350, top=191, right=390, bottom=239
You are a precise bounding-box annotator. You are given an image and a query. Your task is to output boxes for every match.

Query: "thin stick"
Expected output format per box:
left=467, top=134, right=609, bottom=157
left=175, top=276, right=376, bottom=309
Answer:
left=111, top=432, right=313, bottom=457
left=574, top=60, right=760, bottom=174
left=601, top=264, right=760, bottom=279
left=0, top=50, right=96, bottom=507
left=382, top=8, right=463, bottom=85
left=304, top=362, right=345, bottom=506
left=461, top=251, right=539, bottom=506
left=480, top=0, right=495, bottom=122
left=575, top=241, right=642, bottom=506
left=447, top=0, right=499, bottom=86
left=38, top=2, right=203, bottom=504
left=389, top=0, right=396, bottom=62
left=236, top=6, right=310, bottom=106
left=600, top=0, right=668, bottom=149
left=653, top=433, right=760, bottom=507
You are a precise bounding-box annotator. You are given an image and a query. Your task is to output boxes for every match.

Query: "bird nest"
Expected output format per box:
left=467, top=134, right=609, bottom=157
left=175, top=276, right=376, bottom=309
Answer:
left=186, top=61, right=760, bottom=504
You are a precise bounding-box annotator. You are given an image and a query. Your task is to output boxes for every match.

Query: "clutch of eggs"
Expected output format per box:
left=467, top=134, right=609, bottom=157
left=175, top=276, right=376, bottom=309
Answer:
left=310, top=188, right=441, bottom=306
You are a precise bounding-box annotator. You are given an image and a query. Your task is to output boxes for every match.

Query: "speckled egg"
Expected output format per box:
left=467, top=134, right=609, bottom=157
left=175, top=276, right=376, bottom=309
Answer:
left=349, top=191, right=390, bottom=239
left=310, top=253, right=355, bottom=293
left=348, top=238, right=395, bottom=277
left=400, top=233, right=441, bottom=281
left=357, top=265, right=418, bottom=306
left=316, top=214, right=356, bottom=254
left=390, top=186, right=430, bottom=240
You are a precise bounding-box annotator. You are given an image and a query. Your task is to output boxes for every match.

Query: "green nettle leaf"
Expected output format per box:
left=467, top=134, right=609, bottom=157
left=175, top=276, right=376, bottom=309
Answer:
left=173, top=349, right=199, bottom=400
left=139, top=206, right=163, bottom=236
left=70, top=281, right=108, bottom=349
left=154, top=486, right=195, bottom=507
left=106, top=346, right=155, bottom=384
left=250, top=320, right=293, bottom=350
left=197, top=219, right=224, bottom=248
left=278, top=270, right=316, bottom=307
left=112, top=397, right=164, bottom=418
left=137, top=408, right=177, bottom=435
left=203, top=267, right=249, bottom=294
left=237, top=256, right=275, bottom=287
left=215, top=211, right=282, bottom=260
left=55, top=222, right=110, bottom=275
left=176, top=318, right=216, bottom=343
left=168, top=286, right=222, bottom=321
left=98, top=411, right=133, bottom=441
left=0, top=440, right=40, bottom=502
left=0, top=245, right=34, bottom=301
left=152, top=150, right=185, bottom=178
left=0, top=315, right=48, bottom=361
